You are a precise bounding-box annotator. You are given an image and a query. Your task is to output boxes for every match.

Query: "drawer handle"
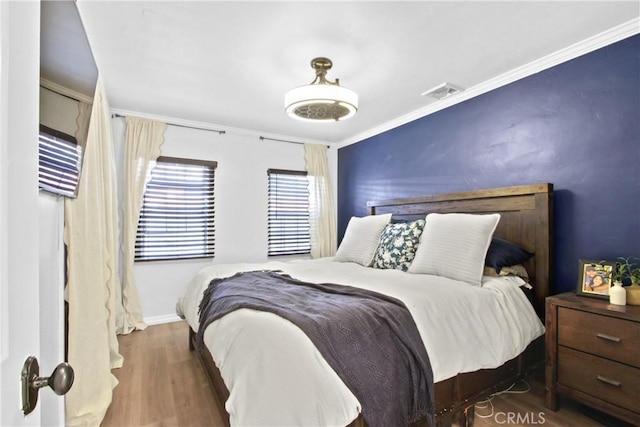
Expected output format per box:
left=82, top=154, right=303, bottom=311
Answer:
left=596, top=333, right=621, bottom=343
left=596, top=375, right=621, bottom=387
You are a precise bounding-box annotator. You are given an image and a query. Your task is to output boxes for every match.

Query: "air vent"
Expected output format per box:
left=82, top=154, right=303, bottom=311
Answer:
left=421, top=82, right=463, bottom=100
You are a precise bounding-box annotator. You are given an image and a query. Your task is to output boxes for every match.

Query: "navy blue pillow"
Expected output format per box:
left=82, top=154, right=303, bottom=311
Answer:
left=485, top=237, right=534, bottom=273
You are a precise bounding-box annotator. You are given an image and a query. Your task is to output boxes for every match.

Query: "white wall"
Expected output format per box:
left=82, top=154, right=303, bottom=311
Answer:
left=111, top=118, right=338, bottom=323
left=40, top=87, right=79, bottom=135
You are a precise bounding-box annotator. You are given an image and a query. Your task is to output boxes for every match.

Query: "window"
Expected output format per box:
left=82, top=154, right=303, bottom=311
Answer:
left=38, top=125, right=82, bottom=198
left=135, top=157, right=216, bottom=261
left=267, top=169, right=310, bottom=256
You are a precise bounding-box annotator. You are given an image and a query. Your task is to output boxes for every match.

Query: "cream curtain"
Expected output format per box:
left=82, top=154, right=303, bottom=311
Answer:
left=75, top=100, right=91, bottom=150
left=120, top=116, right=166, bottom=333
left=64, top=79, right=122, bottom=426
left=61, top=99, right=89, bottom=309
left=304, top=144, right=337, bottom=258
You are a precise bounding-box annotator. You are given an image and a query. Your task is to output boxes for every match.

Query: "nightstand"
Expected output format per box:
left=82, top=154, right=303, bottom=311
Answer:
left=545, top=292, right=640, bottom=425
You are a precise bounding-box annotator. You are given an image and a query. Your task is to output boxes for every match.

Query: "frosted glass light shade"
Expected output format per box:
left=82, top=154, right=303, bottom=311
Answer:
left=285, top=84, right=358, bottom=122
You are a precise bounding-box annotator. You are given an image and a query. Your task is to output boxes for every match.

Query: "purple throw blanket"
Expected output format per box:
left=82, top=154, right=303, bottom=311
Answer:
left=197, top=270, right=435, bottom=427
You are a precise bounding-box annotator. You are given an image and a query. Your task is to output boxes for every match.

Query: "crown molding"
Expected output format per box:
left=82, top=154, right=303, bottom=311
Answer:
left=337, top=18, right=640, bottom=149
left=39, top=78, right=94, bottom=104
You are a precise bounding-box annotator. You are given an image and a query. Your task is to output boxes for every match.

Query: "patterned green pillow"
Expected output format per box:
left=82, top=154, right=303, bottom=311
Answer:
left=372, top=219, right=426, bottom=271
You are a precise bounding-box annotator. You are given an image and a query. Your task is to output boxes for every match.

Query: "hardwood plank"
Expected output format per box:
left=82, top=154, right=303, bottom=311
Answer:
left=139, top=348, right=175, bottom=425
left=102, top=344, right=143, bottom=426
left=101, top=321, right=629, bottom=427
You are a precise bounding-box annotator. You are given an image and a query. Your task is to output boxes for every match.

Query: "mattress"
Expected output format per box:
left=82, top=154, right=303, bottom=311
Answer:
left=176, top=257, right=545, bottom=426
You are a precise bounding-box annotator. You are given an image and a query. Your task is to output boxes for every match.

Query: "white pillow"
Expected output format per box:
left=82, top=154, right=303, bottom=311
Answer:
left=408, top=213, right=500, bottom=286
left=335, top=213, right=392, bottom=266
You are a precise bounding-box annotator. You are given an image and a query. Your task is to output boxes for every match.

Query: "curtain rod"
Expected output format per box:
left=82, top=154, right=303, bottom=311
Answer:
left=259, top=136, right=329, bottom=148
left=111, top=113, right=226, bottom=135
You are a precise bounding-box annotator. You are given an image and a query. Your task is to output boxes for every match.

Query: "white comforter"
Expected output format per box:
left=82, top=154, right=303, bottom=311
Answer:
left=177, top=258, right=544, bottom=427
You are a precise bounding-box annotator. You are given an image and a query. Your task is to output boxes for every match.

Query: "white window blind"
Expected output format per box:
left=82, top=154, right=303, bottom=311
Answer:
left=267, top=169, right=310, bottom=256
left=38, top=125, right=82, bottom=198
left=135, top=157, right=217, bottom=261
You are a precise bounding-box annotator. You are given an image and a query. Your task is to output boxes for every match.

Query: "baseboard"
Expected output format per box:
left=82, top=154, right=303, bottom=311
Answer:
left=143, top=314, right=183, bottom=326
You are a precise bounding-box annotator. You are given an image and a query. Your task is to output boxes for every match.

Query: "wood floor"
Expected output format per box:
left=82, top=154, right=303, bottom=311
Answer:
left=101, top=321, right=226, bottom=427
left=101, top=321, right=628, bottom=427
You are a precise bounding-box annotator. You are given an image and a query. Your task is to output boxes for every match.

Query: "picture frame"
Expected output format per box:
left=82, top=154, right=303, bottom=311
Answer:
left=577, top=259, right=615, bottom=299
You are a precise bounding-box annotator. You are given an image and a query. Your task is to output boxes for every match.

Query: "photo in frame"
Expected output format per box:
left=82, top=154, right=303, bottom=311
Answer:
left=577, top=259, right=615, bottom=299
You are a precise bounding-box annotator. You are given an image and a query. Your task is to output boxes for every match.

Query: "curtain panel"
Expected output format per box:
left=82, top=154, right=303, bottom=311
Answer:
left=120, top=116, right=166, bottom=333
left=304, top=144, right=337, bottom=258
left=64, top=79, right=121, bottom=426
left=74, top=100, right=91, bottom=150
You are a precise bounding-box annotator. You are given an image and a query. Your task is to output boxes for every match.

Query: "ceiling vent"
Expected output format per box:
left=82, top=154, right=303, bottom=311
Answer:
left=421, top=82, right=463, bottom=100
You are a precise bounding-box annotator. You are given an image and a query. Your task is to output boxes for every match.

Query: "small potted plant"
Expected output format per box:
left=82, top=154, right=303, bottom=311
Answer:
left=614, top=256, right=640, bottom=306
left=631, top=263, right=640, bottom=285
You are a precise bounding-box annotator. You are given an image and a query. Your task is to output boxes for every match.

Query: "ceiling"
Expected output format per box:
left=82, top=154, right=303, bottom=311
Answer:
left=41, top=1, right=98, bottom=98
left=41, top=1, right=639, bottom=145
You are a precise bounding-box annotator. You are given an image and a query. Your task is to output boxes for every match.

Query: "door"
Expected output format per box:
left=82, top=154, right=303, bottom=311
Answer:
left=0, top=2, right=60, bottom=426
left=38, top=193, right=66, bottom=425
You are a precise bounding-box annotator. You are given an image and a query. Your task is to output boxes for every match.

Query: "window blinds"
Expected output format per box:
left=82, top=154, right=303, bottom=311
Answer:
left=267, top=169, right=310, bottom=256
left=38, top=126, right=82, bottom=198
left=135, top=157, right=216, bottom=261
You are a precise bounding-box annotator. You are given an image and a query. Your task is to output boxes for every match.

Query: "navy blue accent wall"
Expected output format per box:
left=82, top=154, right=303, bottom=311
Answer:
left=338, top=35, right=639, bottom=295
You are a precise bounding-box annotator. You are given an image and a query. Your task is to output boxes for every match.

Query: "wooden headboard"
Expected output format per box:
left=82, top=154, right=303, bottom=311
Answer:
left=367, top=183, right=553, bottom=317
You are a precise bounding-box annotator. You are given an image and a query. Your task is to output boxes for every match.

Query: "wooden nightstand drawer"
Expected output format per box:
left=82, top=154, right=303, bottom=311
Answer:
left=558, top=346, right=640, bottom=413
left=547, top=293, right=640, bottom=424
left=558, top=307, right=640, bottom=367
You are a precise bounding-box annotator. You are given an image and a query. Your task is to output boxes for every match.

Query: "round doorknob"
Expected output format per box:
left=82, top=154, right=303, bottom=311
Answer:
left=22, top=357, right=75, bottom=415
left=46, top=362, right=74, bottom=395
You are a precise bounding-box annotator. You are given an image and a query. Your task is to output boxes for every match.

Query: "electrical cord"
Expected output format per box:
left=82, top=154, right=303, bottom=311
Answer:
left=474, top=378, right=531, bottom=419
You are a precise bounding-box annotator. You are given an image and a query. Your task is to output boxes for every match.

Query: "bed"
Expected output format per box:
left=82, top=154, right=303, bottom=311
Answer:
left=177, top=183, right=553, bottom=427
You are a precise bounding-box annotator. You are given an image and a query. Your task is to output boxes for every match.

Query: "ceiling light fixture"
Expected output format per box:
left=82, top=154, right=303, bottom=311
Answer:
left=285, top=57, right=358, bottom=122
